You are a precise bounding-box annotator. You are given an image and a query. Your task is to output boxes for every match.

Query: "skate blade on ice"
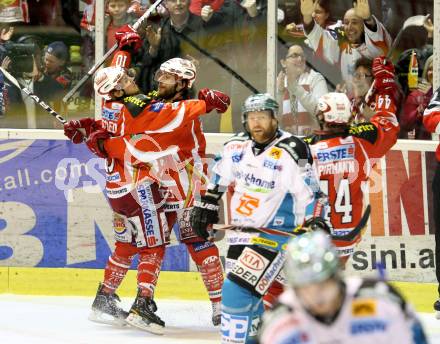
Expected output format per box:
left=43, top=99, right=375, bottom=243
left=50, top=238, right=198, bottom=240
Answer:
left=88, top=310, right=127, bottom=327
left=126, top=313, right=165, bottom=335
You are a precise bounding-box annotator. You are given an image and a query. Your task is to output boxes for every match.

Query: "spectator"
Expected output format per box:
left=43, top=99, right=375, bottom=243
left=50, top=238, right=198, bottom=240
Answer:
left=0, top=0, right=29, bottom=23
left=1, top=52, right=63, bottom=129
left=400, top=55, right=433, bottom=139
left=105, top=0, right=137, bottom=50
left=134, top=0, right=204, bottom=94
left=300, top=0, right=391, bottom=92
left=276, top=44, right=328, bottom=135
left=285, top=0, right=339, bottom=39
left=44, top=41, right=72, bottom=89
left=350, top=57, right=374, bottom=121
left=189, top=0, right=224, bottom=22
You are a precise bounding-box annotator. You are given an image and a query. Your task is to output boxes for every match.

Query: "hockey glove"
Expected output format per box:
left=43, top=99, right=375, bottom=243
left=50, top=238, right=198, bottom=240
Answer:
left=372, top=56, right=397, bottom=93
left=198, top=88, right=230, bottom=113
left=115, top=25, right=142, bottom=53
left=85, top=129, right=111, bottom=158
left=63, top=117, right=98, bottom=144
left=190, top=195, right=220, bottom=239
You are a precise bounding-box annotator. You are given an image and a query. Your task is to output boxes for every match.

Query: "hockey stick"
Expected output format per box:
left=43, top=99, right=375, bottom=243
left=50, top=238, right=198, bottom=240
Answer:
left=176, top=32, right=261, bottom=94
left=62, top=0, right=165, bottom=104
left=0, top=67, right=85, bottom=135
left=212, top=204, right=371, bottom=243
left=362, top=14, right=429, bottom=108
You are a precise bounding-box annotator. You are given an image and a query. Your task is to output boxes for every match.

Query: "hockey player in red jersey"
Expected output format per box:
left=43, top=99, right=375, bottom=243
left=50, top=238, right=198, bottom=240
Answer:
left=63, top=27, right=229, bottom=332
left=304, top=55, right=400, bottom=264
left=262, top=56, right=400, bottom=310
left=422, top=87, right=440, bottom=315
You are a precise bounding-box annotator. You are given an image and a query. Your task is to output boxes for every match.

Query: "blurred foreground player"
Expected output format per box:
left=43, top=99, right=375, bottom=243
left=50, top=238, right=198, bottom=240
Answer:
left=259, top=230, right=428, bottom=344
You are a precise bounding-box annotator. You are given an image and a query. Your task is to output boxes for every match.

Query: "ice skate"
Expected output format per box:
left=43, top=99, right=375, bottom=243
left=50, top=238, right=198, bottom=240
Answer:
left=126, top=290, right=165, bottom=335
left=211, top=301, right=221, bottom=326
left=88, top=283, right=128, bottom=327
left=434, top=299, right=440, bottom=319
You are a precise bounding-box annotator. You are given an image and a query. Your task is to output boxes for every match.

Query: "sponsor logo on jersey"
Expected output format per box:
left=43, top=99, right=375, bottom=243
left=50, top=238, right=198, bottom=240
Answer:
left=273, top=216, right=285, bottom=226
left=251, top=237, right=278, bottom=248
left=137, top=184, right=162, bottom=247
left=202, top=256, right=218, bottom=265
left=352, top=300, right=377, bottom=317
left=232, top=153, right=243, bottom=163
left=113, top=215, right=126, bottom=235
left=221, top=314, right=248, bottom=343
left=268, top=147, right=282, bottom=160
left=106, top=172, right=121, bottom=182
left=349, top=123, right=375, bottom=135
left=102, top=107, right=120, bottom=121
left=124, top=96, right=147, bottom=107
left=256, top=251, right=285, bottom=294
left=239, top=249, right=268, bottom=271
left=163, top=202, right=181, bottom=211
left=316, top=144, right=355, bottom=163
left=350, top=319, right=387, bottom=335
left=263, top=159, right=282, bottom=171
left=193, top=240, right=215, bottom=252
left=150, top=102, right=164, bottom=112
left=232, top=247, right=269, bottom=286
left=234, top=171, right=276, bottom=190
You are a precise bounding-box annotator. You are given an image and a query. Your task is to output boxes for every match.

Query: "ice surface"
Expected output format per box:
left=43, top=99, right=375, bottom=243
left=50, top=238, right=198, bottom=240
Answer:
left=0, top=294, right=439, bottom=344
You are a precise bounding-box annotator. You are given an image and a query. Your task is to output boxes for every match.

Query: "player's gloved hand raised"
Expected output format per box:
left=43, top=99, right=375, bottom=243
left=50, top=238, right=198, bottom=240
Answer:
left=198, top=88, right=230, bottom=113
left=372, top=56, right=396, bottom=92
left=115, top=24, right=142, bottom=53
left=190, top=195, right=220, bottom=239
left=63, top=117, right=98, bottom=144
left=85, top=129, right=111, bottom=158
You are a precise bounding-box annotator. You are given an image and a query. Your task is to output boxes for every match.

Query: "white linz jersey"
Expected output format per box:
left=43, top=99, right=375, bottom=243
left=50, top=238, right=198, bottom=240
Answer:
left=210, top=131, right=323, bottom=250
left=260, top=277, right=427, bottom=344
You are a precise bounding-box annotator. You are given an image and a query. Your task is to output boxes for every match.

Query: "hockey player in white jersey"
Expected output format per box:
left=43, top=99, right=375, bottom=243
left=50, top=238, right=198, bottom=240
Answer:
left=190, top=93, right=328, bottom=343
left=259, top=230, right=428, bottom=344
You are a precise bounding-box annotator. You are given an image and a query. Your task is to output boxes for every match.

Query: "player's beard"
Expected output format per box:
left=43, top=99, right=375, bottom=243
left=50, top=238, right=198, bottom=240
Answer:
left=158, top=84, right=178, bottom=100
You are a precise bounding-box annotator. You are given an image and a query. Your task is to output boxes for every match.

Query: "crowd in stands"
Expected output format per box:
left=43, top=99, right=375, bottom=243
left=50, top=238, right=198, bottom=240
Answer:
left=0, top=0, right=435, bottom=139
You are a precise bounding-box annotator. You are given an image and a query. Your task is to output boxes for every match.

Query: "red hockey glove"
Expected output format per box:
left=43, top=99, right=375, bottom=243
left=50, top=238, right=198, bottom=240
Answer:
left=85, top=129, right=111, bottom=158
left=372, top=56, right=397, bottom=93
left=63, top=118, right=98, bottom=144
left=115, top=24, right=142, bottom=53
left=198, top=88, right=230, bottom=113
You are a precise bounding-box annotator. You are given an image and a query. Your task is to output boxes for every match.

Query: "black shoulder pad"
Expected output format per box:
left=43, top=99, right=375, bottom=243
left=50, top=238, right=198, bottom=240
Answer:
left=224, top=132, right=249, bottom=146
left=348, top=122, right=378, bottom=144
left=354, top=278, right=406, bottom=312
left=123, top=94, right=153, bottom=118
left=275, top=136, right=313, bottom=165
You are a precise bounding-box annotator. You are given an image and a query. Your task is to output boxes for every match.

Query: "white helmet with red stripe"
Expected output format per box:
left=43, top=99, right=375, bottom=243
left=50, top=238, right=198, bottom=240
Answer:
left=94, top=66, right=127, bottom=97
left=157, top=58, right=196, bottom=88
left=317, top=92, right=352, bottom=124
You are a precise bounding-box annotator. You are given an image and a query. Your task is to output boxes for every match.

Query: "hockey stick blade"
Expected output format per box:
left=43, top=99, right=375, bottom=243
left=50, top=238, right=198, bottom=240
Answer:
left=213, top=204, right=371, bottom=243
left=62, top=0, right=165, bottom=104
left=0, top=67, right=86, bottom=135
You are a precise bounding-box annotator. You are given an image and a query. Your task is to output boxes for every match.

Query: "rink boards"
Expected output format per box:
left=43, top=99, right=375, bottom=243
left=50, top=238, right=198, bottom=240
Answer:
left=0, top=130, right=438, bottom=299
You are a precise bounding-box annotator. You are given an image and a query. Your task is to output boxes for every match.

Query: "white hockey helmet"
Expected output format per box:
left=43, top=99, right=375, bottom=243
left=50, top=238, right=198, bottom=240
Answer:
left=155, top=58, right=197, bottom=88
left=94, top=66, right=128, bottom=98
left=284, top=230, right=340, bottom=287
left=317, top=92, right=352, bottom=125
